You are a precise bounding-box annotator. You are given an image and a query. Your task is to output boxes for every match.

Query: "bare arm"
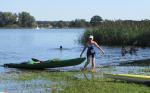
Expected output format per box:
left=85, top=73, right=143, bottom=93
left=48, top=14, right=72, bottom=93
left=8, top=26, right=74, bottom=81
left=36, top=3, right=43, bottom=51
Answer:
left=94, top=42, right=105, bottom=54
left=80, top=46, right=87, bottom=57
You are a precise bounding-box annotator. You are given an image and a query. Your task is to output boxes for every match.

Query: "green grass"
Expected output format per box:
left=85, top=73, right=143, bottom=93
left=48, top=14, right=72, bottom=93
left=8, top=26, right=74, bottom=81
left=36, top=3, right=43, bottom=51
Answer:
left=62, top=78, right=150, bottom=93
left=0, top=70, right=150, bottom=93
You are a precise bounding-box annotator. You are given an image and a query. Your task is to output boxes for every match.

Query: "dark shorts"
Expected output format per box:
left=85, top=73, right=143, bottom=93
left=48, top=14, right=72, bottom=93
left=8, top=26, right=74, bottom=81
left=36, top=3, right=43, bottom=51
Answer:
left=87, top=51, right=95, bottom=58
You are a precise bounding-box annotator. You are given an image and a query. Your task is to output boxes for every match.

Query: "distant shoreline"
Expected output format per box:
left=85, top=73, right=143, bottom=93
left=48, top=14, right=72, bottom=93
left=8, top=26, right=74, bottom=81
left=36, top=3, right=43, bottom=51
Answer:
left=0, top=27, right=86, bottom=29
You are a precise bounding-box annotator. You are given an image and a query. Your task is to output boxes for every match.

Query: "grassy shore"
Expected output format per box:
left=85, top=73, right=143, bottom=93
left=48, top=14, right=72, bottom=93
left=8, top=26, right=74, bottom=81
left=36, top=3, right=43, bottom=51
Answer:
left=0, top=70, right=150, bottom=93
left=62, top=77, right=150, bottom=93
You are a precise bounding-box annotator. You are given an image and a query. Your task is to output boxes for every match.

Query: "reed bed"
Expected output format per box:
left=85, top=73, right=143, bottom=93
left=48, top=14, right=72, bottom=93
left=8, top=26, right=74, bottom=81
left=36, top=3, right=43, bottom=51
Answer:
left=80, top=20, right=150, bottom=47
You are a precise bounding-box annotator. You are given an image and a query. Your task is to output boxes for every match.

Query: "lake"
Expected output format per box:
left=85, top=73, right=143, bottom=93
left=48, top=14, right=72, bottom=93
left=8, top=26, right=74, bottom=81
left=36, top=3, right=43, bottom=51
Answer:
left=0, top=29, right=150, bottom=93
left=0, top=29, right=150, bottom=73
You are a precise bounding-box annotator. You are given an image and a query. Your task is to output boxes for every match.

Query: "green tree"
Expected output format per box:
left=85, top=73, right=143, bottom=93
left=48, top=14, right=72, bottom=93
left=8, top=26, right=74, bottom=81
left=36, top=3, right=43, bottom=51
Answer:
left=69, top=19, right=89, bottom=27
left=18, top=12, right=36, bottom=27
left=90, top=15, right=103, bottom=26
left=0, top=12, right=4, bottom=26
left=56, top=20, right=68, bottom=28
left=0, top=12, right=17, bottom=27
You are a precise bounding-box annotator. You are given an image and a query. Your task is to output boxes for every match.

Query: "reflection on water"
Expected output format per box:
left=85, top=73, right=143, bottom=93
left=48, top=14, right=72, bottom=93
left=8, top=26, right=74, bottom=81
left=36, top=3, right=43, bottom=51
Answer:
left=0, top=71, right=64, bottom=93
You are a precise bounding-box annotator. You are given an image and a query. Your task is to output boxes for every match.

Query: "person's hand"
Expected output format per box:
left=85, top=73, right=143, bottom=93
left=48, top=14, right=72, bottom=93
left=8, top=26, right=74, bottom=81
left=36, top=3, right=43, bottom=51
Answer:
left=100, top=50, right=105, bottom=55
left=80, top=54, right=82, bottom=58
left=102, top=51, right=105, bottom=54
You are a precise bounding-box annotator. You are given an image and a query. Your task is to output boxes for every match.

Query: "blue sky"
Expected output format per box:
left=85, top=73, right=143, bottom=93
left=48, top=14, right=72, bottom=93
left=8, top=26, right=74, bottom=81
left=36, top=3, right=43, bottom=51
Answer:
left=0, top=0, right=150, bottom=21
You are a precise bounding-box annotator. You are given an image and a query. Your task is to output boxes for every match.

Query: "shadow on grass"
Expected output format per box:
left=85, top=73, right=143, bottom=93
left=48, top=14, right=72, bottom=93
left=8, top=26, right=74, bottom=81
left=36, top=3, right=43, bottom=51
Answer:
left=105, top=78, right=150, bottom=87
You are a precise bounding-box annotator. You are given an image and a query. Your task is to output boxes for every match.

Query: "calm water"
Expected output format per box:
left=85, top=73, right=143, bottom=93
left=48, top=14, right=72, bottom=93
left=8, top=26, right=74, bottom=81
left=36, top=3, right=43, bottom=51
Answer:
left=0, top=29, right=150, bottom=93
left=0, top=29, right=150, bottom=73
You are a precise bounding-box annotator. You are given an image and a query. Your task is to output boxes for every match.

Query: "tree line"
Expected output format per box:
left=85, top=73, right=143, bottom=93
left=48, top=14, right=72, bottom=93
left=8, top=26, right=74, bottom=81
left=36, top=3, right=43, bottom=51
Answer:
left=37, top=15, right=102, bottom=28
left=0, top=11, right=103, bottom=28
left=0, top=11, right=36, bottom=28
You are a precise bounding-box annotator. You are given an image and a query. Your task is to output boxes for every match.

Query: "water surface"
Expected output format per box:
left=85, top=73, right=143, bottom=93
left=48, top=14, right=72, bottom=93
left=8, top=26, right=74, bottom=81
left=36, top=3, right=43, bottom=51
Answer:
left=0, top=29, right=150, bottom=73
left=0, top=29, right=150, bottom=93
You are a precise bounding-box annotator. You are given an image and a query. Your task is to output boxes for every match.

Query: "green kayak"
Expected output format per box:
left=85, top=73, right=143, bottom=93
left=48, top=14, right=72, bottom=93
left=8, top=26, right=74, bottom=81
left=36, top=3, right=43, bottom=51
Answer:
left=4, top=57, right=86, bottom=69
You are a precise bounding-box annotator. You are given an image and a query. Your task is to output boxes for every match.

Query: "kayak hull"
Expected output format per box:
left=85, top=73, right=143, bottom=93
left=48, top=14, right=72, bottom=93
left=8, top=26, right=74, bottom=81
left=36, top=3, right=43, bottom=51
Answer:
left=4, top=57, right=86, bottom=69
left=104, top=73, right=150, bottom=83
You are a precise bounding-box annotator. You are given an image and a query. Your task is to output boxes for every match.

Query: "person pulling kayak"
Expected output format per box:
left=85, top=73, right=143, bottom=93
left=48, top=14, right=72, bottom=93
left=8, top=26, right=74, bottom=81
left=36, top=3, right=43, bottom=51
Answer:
left=80, top=35, right=105, bottom=72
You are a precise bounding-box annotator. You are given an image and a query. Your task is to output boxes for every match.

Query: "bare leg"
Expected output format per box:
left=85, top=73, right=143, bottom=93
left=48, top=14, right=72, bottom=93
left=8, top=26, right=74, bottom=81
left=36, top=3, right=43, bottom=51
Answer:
left=91, top=57, right=96, bottom=72
left=82, top=56, right=91, bottom=71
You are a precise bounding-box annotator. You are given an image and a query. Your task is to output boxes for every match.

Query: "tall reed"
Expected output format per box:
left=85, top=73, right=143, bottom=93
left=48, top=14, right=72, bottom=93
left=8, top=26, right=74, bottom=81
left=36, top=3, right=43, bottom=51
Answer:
left=80, top=20, right=150, bottom=47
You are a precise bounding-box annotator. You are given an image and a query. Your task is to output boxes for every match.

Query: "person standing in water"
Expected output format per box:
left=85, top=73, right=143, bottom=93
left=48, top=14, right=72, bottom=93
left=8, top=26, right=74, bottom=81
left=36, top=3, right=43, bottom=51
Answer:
left=60, top=45, right=63, bottom=50
left=80, top=35, right=105, bottom=72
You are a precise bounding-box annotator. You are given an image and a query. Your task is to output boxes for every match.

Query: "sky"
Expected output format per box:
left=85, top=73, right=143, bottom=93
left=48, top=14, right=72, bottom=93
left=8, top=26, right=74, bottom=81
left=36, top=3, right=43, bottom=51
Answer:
left=0, top=0, right=150, bottom=21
